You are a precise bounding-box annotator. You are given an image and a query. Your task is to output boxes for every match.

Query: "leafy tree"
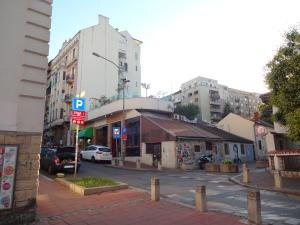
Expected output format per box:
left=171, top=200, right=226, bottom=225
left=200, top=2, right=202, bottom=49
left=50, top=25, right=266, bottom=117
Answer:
left=222, top=102, right=233, bottom=118
left=174, top=103, right=199, bottom=120
left=265, top=28, right=300, bottom=141
left=257, top=103, right=273, bottom=124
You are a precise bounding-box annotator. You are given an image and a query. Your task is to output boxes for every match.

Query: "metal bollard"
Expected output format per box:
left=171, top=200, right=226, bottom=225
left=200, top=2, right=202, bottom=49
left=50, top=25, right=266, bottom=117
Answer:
left=111, top=158, right=116, bottom=166
left=136, top=159, right=141, bottom=169
left=243, top=164, right=250, bottom=184
left=195, top=185, right=207, bottom=212
left=247, top=189, right=261, bottom=225
left=151, top=177, right=160, bottom=201
left=273, top=170, right=282, bottom=189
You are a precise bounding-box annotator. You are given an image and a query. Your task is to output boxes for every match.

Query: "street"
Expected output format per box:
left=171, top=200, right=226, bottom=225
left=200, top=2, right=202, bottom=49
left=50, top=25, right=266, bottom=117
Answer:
left=59, top=161, right=300, bottom=225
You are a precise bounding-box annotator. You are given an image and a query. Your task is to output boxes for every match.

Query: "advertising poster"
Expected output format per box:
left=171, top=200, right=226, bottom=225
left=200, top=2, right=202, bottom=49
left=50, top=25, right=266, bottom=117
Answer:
left=0, top=145, right=18, bottom=210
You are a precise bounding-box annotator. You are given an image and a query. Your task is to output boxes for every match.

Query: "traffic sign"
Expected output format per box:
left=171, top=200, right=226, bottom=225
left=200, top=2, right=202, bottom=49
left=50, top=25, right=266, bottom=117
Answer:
left=112, top=127, right=120, bottom=139
left=121, top=128, right=127, bottom=141
left=72, top=98, right=86, bottom=112
left=256, top=125, right=268, bottom=136
left=71, top=110, right=86, bottom=125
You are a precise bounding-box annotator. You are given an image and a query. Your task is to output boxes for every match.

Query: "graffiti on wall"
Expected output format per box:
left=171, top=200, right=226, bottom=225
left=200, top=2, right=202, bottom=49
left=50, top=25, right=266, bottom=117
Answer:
left=176, top=143, right=195, bottom=165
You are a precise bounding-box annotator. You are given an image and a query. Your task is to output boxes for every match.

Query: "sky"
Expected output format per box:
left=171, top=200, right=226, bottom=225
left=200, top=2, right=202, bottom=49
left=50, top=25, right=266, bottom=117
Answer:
left=49, top=0, right=300, bottom=96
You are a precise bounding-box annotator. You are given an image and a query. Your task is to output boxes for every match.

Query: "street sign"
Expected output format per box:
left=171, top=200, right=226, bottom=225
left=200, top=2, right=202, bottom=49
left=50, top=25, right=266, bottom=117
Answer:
left=121, top=128, right=127, bottom=141
left=72, top=97, right=86, bottom=112
left=113, top=127, right=120, bottom=139
left=71, top=110, right=86, bottom=125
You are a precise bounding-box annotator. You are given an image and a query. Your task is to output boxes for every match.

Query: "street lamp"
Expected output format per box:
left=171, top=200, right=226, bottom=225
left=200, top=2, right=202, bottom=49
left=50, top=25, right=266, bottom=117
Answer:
left=92, top=51, right=129, bottom=164
left=141, top=83, right=150, bottom=97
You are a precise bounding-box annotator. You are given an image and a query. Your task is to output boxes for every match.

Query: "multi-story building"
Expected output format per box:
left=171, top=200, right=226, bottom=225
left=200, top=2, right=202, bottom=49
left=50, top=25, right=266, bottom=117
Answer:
left=0, top=1, right=52, bottom=224
left=170, top=76, right=262, bottom=123
left=44, top=15, right=142, bottom=146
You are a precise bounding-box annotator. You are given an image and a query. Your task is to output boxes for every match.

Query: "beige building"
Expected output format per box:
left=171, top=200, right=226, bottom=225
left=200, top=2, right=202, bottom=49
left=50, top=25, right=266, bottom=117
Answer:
left=217, top=113, right=275, bottom=160
left=44, top=15, right=142, bottom=146
left=0, top=1, right=52, bottom=224
left=168, top=76, right=262, bottom=123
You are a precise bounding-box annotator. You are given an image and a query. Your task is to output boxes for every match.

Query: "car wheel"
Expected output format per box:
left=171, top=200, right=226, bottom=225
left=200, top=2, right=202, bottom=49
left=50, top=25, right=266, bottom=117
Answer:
left=91, top=156, right=96, bottom=163
left=48, top=165, right=53, bottom=175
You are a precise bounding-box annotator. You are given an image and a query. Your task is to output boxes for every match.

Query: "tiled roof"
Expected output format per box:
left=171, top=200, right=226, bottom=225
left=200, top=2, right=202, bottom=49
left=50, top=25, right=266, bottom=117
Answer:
left=268, top=149, right=300, bottom=156
left=143, top=115, right=220, bottom=140
left=196, top=124, right=253, bottom=144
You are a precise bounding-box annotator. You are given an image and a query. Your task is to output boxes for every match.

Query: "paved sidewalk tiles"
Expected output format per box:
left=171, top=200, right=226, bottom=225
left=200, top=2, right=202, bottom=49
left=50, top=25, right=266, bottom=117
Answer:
left=33, top=176, right=246, bottom=225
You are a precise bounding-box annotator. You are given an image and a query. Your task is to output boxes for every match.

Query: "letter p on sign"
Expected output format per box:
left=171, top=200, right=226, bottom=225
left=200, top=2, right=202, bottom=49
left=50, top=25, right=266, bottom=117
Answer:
left=72, top=97, right=86, bottom=112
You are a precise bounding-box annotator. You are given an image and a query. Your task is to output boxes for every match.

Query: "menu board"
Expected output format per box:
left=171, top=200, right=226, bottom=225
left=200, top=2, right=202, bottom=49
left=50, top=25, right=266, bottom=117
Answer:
left=0, top=145, right=18, bottom=210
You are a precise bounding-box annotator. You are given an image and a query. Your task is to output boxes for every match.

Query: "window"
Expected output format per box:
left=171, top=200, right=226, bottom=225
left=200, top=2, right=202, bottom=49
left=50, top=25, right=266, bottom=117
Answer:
left=194, top=145, right=200, bottom=152
left=258, top=140, right=262, bottom=150
left=72, top=48, right=75, bottom=58
left=241, top=144, right=245, bottom=155
left=124, top=63, right=128, bottom=72
left=224, top=143, right=229, bottom=155
left=72, top=67, right=75, bottom=76
left=136, top=66, right=138, bottom=71
left=188, top=93, right=192, bottom=97
left=194, top=90, right=198, bottom=95
left=63, top=71, right=66, bottom=80
left=62, top=89, right=65, bottom=94
left=146, top=143, right=160, bottom=154
left=55, top=109, right=58, bottom=120
left=60, top=108, right=63, bottom=119
left=206, top=142, right=212, bottom=150
left=194, top=98, right=198, bottom=103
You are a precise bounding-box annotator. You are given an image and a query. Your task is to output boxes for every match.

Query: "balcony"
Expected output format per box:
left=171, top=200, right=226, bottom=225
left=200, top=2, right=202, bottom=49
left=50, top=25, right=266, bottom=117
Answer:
left=64, top=94, right=73, bottom=103
left=210, top=99, right=221, bottom=105
left=210, top=107, right=221, bottom=113
left=66, top=75, right=74, bottom=84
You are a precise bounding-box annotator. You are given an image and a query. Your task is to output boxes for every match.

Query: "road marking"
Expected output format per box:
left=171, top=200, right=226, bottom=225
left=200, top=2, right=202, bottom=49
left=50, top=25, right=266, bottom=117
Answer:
left=180, top=176, right=192, bottom=179
left=167, top=194, right=178, bottom=198
left=285, top=218, right=300, bottom=225
left=189, top=190, right=195, bottom=193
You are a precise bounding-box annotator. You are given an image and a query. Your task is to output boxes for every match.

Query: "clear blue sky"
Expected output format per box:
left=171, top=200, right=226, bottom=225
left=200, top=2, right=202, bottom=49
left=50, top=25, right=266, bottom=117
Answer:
left=50, top=0, right=300, bottom=96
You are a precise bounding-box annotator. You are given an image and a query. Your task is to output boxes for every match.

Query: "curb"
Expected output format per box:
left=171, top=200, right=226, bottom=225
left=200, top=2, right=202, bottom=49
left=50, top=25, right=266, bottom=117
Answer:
left=105, top=165, right=163, bottom=172
left=229, top=175, right=300, bottom=197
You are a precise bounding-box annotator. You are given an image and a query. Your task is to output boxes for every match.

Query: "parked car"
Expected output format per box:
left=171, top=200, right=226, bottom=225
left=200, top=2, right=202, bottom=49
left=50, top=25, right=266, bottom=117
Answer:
left=197, top=153, right=213, bottom=169
left=80, top=145, right=112, bottom=163
left=40, top=146, right=80, bottom=174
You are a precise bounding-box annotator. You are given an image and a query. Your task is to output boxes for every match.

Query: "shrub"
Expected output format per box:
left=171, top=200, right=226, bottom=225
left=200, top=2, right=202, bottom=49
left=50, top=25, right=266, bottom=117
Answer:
left=222, top=159, right=233, bottom=165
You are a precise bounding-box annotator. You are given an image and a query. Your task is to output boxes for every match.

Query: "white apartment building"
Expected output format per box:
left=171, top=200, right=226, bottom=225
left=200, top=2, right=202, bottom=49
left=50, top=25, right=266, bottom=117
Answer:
left=44, top=15, right=142, bottom=146
left=171, top=76, right=262, bottom=123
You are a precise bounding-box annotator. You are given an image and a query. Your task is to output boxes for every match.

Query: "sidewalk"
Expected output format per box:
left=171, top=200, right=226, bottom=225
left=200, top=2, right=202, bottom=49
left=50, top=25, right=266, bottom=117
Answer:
left=34, top=176, right=246, bottom=225
left=230, top=169, right=300, bottom=196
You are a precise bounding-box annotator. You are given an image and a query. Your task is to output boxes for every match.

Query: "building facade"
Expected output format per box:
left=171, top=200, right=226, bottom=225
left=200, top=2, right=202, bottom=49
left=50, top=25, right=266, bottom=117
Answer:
left=169, top=76, right=262, bottom=123
left=0, top=1, right=52, bottom=224
left=43, top=15, right=142, bottom=146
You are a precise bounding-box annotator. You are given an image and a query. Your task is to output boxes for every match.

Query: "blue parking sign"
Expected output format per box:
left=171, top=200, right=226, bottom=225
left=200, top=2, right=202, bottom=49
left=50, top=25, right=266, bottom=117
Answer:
left=113, top=127, right=120, bottom=139
left=72, top=98, right=86, bottom=112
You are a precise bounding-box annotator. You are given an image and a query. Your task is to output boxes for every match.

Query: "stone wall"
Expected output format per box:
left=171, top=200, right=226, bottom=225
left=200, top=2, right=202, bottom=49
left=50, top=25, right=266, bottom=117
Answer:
left=0, top=132, right=41, bottom=225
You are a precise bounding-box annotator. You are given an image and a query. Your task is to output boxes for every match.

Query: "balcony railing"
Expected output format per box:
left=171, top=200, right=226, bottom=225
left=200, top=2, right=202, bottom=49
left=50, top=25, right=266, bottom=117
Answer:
left=66, top=75, right=74, bottom=84
left=64, top=94, right=73, bottom=103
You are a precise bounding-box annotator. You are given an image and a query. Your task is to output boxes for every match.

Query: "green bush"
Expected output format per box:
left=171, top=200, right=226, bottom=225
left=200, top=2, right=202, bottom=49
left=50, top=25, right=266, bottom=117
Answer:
left=68, top=176, right=117, bottom=188
left=222, top=159, right=233, bottom=165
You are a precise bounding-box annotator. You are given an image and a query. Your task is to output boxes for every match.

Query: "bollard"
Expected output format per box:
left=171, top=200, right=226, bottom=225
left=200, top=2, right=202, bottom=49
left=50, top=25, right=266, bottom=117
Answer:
left=157, top=161, right=162, bottom=171
left=195, top=185, right=207, bottom=212
left=151, top=177, right=160, bottom=201
left=273, top=170, right=282, bottom=189
left=247, top=190, right=261, bottom=225
left=136, top=159, right=141, bottom=169
left=243, top=164, right=250, bottom=184
left=111, top=158, right=116, bottom=166
left=119, top=159, right=124, bottom=167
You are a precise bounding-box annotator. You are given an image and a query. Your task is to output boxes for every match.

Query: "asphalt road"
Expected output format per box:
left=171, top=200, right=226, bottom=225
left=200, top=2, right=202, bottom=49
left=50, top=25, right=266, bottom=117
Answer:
left=62, top=161, right=300, bottom=225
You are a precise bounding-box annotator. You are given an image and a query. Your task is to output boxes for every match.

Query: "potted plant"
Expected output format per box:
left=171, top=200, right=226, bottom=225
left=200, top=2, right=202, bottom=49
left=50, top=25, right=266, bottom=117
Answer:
left=220, top=160, right=239, bottom=173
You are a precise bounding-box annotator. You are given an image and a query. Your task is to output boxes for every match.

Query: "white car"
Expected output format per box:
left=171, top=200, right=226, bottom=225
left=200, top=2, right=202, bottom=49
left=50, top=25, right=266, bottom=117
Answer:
left=80, top=145, right=112, bottom=162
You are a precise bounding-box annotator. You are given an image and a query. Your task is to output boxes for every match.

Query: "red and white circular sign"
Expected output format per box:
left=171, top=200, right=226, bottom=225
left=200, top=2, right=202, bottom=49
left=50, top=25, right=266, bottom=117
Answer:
left=256, top=125, right=268, bottom=136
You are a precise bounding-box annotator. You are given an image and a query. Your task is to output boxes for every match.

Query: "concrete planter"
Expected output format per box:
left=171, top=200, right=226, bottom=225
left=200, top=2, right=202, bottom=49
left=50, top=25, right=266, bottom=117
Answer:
left=55, top=178, right=128, bottom=196
left=205, top=163, right=220, bottom=172
left=256, top=161, right=268, bottom=168
left=220, top=164, right=239, bottom=173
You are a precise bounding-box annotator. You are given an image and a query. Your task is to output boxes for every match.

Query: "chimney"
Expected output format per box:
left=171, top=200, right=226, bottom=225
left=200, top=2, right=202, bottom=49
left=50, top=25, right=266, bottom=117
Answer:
left=98, top=15, right=109, bottom=25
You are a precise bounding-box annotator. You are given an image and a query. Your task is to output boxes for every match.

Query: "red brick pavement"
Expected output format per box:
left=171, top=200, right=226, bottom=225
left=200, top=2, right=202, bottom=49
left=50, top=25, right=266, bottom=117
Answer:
left=34, top=176, right=246, bottom=225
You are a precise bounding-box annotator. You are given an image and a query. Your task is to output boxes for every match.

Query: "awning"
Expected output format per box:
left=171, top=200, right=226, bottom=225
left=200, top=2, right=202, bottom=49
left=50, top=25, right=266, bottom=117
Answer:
left=78, top=127, right=93, bottom=138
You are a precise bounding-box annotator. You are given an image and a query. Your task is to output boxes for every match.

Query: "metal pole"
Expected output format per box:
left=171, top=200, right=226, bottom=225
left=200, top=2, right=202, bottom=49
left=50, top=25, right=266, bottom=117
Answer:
left=74, top=124, right=79, bottom=178
left=121, top=80, right=125, bottom=162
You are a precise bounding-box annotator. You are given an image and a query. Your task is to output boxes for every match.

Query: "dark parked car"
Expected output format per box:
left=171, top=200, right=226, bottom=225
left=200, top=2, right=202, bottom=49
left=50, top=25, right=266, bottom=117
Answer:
left=40, top=146, right=80, bottom=174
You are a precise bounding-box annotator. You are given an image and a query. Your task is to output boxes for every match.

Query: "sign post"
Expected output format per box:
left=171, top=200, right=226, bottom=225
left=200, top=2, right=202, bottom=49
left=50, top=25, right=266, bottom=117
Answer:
left=113, top=127, right=120, bottom=160
left=72, top=97, right=86, bottom=178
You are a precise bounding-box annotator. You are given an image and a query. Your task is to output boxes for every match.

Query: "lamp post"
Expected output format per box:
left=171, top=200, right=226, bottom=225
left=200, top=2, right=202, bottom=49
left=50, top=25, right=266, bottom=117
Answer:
left=92, top=52, right=129, bottom=163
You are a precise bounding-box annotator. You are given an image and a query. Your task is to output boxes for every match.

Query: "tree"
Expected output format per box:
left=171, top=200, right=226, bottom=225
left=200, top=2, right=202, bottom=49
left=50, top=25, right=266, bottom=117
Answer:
left=265, top=28, right=300, bottom=141
left=174, top=103, right=199, bottom=120
left=257, top=103, right=273, bottom=124
left=222, top=102, right=233, bottom=118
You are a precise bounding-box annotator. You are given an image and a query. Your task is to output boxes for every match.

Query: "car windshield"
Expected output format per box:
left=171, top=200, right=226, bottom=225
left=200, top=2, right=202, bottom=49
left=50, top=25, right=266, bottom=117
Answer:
left=99, top=148, right=111, bottom=152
